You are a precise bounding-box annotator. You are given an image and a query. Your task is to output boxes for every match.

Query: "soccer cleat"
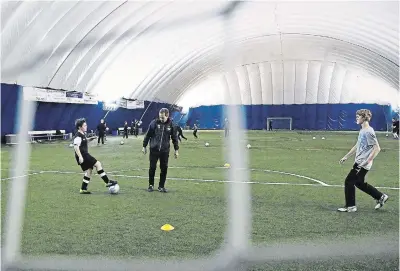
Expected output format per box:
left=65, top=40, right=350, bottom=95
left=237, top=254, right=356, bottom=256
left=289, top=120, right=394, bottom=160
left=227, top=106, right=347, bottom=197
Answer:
left=80, top=189, right=91, bottom=194
left=105, top=180, right=118, bottom=187
left=375, top=194, right=389, bottom=210
left=158, top=187, right=168, bottom=193
left=337, top=206, right=357, bottom=212
left=148, top=185, right=154, bottom=192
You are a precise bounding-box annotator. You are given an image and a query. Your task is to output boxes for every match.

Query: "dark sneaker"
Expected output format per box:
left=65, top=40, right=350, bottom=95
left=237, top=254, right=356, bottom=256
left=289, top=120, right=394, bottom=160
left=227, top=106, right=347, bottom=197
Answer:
left=80, top=189, right=91, bottom=194
left=158, top=187, right=168, bottom=193
left=148, top=185, right=154, bottom=192
left=105, top=180, right=118, bottom=187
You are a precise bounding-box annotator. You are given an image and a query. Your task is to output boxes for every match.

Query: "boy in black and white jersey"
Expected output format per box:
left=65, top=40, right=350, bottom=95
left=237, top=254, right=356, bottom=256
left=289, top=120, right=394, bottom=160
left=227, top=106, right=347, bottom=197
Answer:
left=74, top=118, right=117, bottom=194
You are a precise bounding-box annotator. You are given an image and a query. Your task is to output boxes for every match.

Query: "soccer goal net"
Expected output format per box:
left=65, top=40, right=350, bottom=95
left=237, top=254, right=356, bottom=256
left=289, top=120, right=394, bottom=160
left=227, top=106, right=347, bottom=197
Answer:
left=266, top=117, right=292, bottom=130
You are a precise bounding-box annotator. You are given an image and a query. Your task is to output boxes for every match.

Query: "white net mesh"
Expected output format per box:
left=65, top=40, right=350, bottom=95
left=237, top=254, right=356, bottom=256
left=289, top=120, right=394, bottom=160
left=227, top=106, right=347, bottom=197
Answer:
left=2, top=2, right=398, bottom=271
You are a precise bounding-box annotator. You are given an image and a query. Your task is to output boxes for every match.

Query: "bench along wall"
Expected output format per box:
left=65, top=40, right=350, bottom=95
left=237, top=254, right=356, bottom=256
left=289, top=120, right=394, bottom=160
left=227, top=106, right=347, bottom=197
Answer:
left=1, top=83, right=172, bottom=140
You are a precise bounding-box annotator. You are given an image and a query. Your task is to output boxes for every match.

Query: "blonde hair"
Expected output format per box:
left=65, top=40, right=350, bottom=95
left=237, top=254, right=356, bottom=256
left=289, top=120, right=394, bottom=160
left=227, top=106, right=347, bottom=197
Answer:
left=356, top=109, right=372, bottom=122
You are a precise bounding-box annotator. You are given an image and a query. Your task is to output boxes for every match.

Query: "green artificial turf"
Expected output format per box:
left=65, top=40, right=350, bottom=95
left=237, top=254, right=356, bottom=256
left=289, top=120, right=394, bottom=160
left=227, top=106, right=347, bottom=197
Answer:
left=1, top=131, right=398, bottom=270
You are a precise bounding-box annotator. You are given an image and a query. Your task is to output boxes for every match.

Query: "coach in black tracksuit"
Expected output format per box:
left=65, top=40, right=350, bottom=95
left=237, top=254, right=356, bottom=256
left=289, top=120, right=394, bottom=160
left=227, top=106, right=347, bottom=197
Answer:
left=142, top=108, right=179, bottom=193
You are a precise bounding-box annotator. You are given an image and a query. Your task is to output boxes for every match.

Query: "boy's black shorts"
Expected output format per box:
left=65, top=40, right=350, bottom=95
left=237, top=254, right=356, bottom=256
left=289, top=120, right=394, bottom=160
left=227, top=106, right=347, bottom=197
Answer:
left=76, top=153, right=97, bottom=171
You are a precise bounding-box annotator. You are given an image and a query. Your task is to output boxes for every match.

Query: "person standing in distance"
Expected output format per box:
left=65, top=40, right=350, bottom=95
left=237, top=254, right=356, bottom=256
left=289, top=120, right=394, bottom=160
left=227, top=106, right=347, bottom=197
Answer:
left=134, top=119, right=140, bottom=137
left=392, top=118, right=399, bottom=139
left=193, top=123, right=198, bottom=139
left=142, top=108, right=179, bottom=192
left=338, top=109, right=388, bottom=212
left=97, top=119, right=106, bottom=145
left=122, top=121, right=129, bottom=140
left=224, top=118, right=230, bottom=137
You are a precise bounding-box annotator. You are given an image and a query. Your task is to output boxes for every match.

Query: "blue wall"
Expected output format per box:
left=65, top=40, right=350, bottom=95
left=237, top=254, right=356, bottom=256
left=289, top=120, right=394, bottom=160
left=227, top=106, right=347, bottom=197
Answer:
left=1, top=83, right=22, bottom=137
left=1, top=83, right=172, bottom=138
left=1, top=83, right=394, bottom=139
left=186, top=104, right=392, bottom=131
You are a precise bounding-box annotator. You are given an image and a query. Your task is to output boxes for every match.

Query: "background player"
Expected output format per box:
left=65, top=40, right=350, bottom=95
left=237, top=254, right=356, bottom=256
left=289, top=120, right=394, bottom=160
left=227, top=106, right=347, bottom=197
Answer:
left=97, top=119, right=106, bottom=145
left=224, top=118, right=229, bottom=137
left=338, top=109, right=388, bottom=212
left=134, top=119, right=139, bottom=137
left=142, top=108, right=179, bottom=192
left=73, top=118, right=117, bottom=194
left=176, top=125, right=187, bottom=142
left=122, top=121, right=129, bottom=141
left=104, top=122, right=108, bottom=142
left=193, top=123, right=198, bottom=138
left=392, top=118, right=399, bottom=139
left=130, top=120, right=134, bottom=135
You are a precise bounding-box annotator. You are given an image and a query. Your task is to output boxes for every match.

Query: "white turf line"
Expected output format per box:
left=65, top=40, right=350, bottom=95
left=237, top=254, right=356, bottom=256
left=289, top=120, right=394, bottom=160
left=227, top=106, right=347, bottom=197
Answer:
left=2, top=168, right=399, bottom=190
left=1, top=166, right=328, bottom=185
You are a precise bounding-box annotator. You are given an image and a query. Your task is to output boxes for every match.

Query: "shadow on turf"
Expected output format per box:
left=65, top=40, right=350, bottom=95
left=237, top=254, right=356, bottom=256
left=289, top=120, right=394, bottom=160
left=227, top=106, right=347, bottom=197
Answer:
left=76, top=187, right=178, bottom=195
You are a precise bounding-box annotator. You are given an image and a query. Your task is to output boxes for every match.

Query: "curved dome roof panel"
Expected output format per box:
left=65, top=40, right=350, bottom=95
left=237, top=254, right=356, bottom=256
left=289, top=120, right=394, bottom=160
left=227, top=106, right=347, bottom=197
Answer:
left=1, top=1, right=398, bottom=107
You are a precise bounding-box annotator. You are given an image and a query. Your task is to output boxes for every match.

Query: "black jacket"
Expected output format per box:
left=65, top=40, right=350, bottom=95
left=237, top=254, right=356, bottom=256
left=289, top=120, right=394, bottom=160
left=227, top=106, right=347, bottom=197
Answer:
left=143, top=118, right=179, bottom=152
left=97, top=123, right=106, bottom=134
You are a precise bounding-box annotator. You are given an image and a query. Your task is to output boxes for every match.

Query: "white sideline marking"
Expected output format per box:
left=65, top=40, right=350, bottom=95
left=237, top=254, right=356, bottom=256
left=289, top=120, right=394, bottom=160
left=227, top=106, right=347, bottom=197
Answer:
left=2, top=166, right=328, bottom=186
left=161, top=166, right=329, bottom=186
left=1, top=173, right=39, bottom=180
left=2, top=170, right=399, bottom=190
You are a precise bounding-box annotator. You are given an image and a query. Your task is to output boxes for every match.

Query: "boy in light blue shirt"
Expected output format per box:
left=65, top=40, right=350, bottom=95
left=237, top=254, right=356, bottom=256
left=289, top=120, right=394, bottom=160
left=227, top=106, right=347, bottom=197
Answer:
left=338, top=109, right=389, bottom=212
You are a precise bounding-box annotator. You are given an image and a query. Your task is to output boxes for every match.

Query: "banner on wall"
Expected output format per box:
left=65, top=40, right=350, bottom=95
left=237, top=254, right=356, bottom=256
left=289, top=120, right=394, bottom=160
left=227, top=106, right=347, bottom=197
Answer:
left=23, top=87, right=98, bottom=105
left=127, top=100, right=145, bottom=109
left=83, top=93, right=98, bottom=104
left=36, top=88, right=49, bottom=102
left=47, top=89, right=67, bottom=103
left=118, top=99, right=127, bottom=108
left=66, top=91, right=84, bottom=104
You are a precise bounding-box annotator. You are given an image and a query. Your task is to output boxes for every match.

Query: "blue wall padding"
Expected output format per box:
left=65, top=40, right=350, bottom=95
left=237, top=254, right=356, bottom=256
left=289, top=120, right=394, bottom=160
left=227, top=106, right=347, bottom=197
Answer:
left=1, top=83, right=173, bottom=137
left=185, top=103, right=390, bottom=131
left=1, top=83, right=392, bottom=138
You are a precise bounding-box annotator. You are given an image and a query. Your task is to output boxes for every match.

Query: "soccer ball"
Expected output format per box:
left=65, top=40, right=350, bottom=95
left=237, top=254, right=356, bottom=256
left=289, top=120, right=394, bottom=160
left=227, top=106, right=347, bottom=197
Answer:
left=109, top=184, right=120, bottom=194
left=312, top=137, right=316, bottom=140
left=120, top=141, right=124, bottom=145
left=205, top=142, right=210, bottom=147
left=246, top=144, right=252, bottom=149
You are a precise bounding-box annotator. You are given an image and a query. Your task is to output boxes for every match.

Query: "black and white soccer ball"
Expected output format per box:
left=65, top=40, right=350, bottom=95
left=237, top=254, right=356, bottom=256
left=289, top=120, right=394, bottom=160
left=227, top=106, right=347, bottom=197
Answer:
left=109, top=184, right=120, bottom=194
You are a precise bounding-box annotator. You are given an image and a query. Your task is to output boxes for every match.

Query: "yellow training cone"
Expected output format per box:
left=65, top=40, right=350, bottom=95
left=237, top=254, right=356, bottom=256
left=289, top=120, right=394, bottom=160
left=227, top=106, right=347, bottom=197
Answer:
left=161, top=224, right=175, bottom=231
left=224, top=163, right=230, bottom=168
